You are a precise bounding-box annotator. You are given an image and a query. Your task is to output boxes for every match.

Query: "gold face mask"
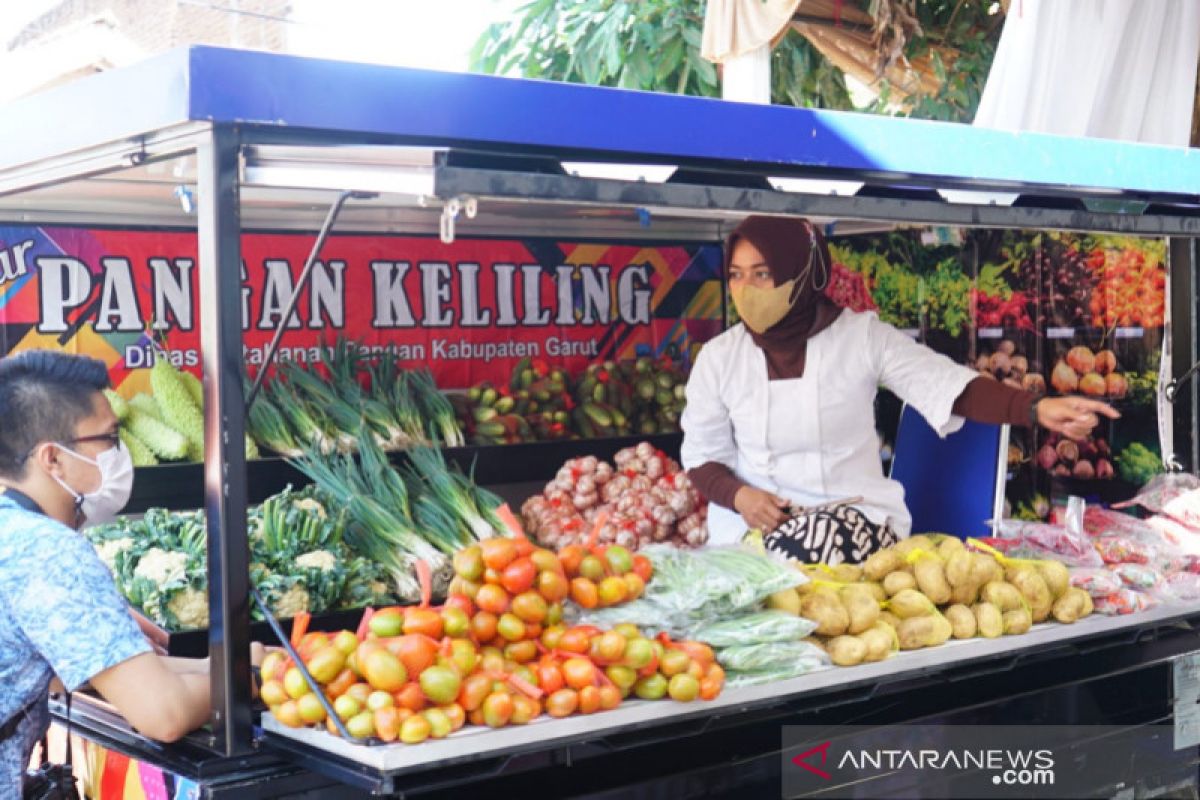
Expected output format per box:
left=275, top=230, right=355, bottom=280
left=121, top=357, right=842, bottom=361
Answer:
left=730, top=278, right=799, bottom=334
left=727, top=222, right=830, bottom=334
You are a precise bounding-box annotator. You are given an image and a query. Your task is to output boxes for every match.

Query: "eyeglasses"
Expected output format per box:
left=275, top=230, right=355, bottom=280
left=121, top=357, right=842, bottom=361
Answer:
left=18, top=431, right=121, bottom=464
left=63, top=432, right=122, bottom=449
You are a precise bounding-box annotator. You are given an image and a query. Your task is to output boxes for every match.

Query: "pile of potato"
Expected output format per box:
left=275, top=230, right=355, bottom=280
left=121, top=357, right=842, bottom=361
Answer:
left=766, top=534, right=1094, bottom=667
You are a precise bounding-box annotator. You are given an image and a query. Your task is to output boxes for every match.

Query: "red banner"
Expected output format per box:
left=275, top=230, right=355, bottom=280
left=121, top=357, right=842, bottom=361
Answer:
left=0, top=227, right=725, bottom=392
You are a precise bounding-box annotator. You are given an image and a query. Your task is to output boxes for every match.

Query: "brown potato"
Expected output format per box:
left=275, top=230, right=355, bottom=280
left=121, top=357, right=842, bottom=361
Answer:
left=928, top=613, right=953, bottom=647
left=859, top=624, right=895, bottom=662
left=889, top=588, right=937, bottom=619
left=1036, top=560, right=1071, bottom=600
left=969, top=554, right=1003, bottom=587
left=827, top=635, right=868, bottom=666
left=950, top=581, right=981, bottom=606
left=840, top=585, right=882, bottom=635
left=936, top=537, right=966, bottom=561
left=803, top=636, right=827, bottom=654
left=1002, top=608, right=1033, bottom=635
left=829, top=564, right=864, bottom=583
left=861, top=582, right=888, bottom=603
left=897, top=616, right=936, bottom=650
left=980, top=580, right=1025, bottom=612
left=766, top=588, right=801, bottom=615
left=878, top=611, right=901, bottom=630
left=1051, top=587, right=1092, bottom=623
left=894, top=535, right=935, bottom=558
left=883, top=571, right=918, bottom=596
left=944, top=604, right=977, bottom=639
left=800, top=589, right=850, bottom=636
left=973, top=602, right=1004, bottom=638
left=944, top=551, right=973, bottom=588
left=1008, top=567, right=1053, bottom=622
left=913, top=555, right=952, bottom=605
left=863, top=550, right=905, bottom=582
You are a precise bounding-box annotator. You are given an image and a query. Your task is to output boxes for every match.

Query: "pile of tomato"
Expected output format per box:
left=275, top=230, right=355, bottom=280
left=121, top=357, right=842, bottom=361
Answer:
left=262, top=531, right=725, bottom=745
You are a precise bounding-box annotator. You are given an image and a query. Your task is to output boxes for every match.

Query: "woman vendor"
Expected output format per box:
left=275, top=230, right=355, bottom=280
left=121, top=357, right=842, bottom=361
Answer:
left=681, top=215, right=1118, bottom=562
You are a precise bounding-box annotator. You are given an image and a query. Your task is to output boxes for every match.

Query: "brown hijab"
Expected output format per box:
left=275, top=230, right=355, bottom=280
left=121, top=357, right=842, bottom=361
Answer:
left=725, top=215, right=843, bottom=380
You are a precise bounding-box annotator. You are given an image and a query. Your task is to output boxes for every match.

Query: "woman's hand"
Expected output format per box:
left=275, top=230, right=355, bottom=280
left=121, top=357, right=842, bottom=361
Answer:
left=1036, top=397, right=1121, bottom=441
left=734, top=485, right=790, bottom=531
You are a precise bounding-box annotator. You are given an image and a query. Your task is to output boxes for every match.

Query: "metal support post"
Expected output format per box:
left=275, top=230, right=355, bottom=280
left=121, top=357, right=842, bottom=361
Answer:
left=196, top=124, right=254, bottom=755
left=1169, top=236, right=1200, bottom=472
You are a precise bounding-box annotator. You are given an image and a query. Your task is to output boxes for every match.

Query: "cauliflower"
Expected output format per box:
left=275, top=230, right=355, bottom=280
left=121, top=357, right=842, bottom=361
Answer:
left=95, top=537, right=134, bottom=572
left=133, top=548, right=188, bottom=585
left=271, top=584, right=311, bottom=619
left=167, top=587, right=210, bottom=630
left=294, top=550, right=337, bottom=572
left=293, top=498, right=327, bottom=519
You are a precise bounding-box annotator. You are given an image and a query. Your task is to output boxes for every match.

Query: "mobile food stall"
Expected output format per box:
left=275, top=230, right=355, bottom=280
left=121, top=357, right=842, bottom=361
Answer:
left=2, top=46, right=1200, bottom=798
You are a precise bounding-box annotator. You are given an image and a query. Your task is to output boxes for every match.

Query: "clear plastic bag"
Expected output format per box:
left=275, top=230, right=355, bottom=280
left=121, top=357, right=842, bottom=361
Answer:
left=1111, top=563, right=1163, bottom=591
left=1093, top=588, right=1157, bottom=616
left=1094, top=535, right=1155, bottom=566
left=641, top=545, right=805, bottom=620
left=573, top=545, right=805, bottom=638
left=1115, top=473, right=1200, bottom=516
left=717, top=640, right=828, bottom=672
left=988, top=520, right=1101, bottom=567
left=1146, top=516, right=1200, bottom=556
left=1070, top=568, right=1123, bottom=597
left=692, top=611, right=817, bottom=648
left=1160, top=572, right=1200, bottom=603
left=1082, top=507, right=1163, bottom=539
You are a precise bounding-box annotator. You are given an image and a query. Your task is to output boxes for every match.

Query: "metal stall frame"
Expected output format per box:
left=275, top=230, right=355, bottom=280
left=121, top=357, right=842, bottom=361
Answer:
left=1, top=44, right=1199, bottom=793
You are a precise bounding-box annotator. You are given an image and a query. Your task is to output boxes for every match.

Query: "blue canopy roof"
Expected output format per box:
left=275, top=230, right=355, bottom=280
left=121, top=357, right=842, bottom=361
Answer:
left=1, top=45, right=1197, bottom=203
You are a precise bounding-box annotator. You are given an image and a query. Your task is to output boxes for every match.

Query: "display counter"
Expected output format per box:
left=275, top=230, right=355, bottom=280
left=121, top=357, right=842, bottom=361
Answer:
left=4, top=44, right=1198, bottom=799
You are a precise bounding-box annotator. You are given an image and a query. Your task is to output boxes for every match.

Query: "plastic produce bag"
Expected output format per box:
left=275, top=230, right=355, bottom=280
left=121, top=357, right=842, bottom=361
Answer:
left=1111, top=563, right=1164, bottom=591
left=572, top=545, right=805, bottom=638
left=988, top=519, right=1101, bottom=567
left=1146, top=516, right=1200, bottom=556
left=1093, top=588, right=1157, bottom=616
left=1082, top=507, right=1163, bottom=538
left=1115, top=473, right=1200, bottom=517
left=1160, top=572, right=1200, bottom=603
left=640, top=545, right=805, bottom=619
left=692, top=611, right=817, bottom=648
left=717, top=640, right=828, bottom=672
left=1069, top=568, right=1123, bottom=598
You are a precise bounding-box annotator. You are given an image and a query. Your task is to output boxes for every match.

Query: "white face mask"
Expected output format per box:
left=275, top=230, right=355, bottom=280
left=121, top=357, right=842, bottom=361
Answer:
left=46, top=441, right=134, bottom=525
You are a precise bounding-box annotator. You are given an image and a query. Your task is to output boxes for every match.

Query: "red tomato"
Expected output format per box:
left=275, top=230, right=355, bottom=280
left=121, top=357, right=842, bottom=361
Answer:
left=631, top=555, right=653, bottom=583
left=470, top=611, right=499, bottom=644
left=557, top=627, right=592, bottom=654
left=570, top=578, right=599, bottom=609
left=577, top=685, right=602, bottom=715
left=545, top=688, right=579, bottom=718
left=501, top=558, right=537, bottom=595
left=558, top=545, right=585, bottom=577
left=562, top=658, right=597, bottom=691
left=402, top=608, right=444, bottom=639
left=476, top=584, right=511, bottom=615
left=537, top=663, right=565, bottom=694
left=480, top=538, right=517, bottom=571
left=444, top=594, right=475, bottom=617
left=457, top=673, right=492, bottom=712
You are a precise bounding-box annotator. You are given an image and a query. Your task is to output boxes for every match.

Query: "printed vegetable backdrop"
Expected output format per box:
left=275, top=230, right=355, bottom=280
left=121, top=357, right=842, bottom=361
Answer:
left=827, top=229, right=1168, bottom=515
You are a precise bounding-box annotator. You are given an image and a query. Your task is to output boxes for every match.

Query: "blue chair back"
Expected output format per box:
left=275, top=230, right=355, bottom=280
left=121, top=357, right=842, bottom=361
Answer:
left=889, top=405, right=1008, bottom=539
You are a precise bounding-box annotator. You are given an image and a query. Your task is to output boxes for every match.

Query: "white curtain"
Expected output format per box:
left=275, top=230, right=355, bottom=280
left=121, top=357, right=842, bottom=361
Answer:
left=702, top=0, right=803, bottom=63
left=974, top=0, right=1200, bottom=147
